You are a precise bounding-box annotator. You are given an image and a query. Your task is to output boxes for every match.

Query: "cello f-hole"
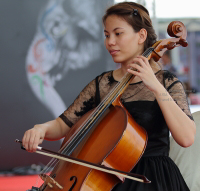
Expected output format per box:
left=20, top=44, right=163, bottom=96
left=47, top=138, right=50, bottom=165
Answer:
left=69, top=176, right=78, bottom=191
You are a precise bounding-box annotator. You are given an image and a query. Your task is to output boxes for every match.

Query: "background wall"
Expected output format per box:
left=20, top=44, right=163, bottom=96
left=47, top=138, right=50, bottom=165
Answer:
left=0, top=0, right=115, bottom=171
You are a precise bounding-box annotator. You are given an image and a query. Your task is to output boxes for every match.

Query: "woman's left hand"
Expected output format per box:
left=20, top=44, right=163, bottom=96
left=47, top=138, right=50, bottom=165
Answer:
left=127, top=55, right=161, bottom=92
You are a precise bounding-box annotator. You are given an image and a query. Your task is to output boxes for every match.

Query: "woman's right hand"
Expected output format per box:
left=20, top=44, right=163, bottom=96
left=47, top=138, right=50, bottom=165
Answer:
left=22, top=124, right=46, bottom=152
left=22, top=118, right=70, bottom=152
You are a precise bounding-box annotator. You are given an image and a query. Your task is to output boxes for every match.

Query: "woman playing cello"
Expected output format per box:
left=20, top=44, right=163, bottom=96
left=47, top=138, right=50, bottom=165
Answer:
left=22, top=2, right=196, bottom=191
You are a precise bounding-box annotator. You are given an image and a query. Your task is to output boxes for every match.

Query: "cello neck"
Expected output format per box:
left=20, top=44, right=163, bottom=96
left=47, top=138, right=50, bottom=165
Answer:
left=103, top=47, right=154, bottom=106
left=59, top=47, right=154, bottom=156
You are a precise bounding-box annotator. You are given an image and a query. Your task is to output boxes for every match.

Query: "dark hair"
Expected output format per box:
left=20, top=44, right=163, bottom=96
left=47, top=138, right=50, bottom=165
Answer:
left=102, top=2, right=157, bottom=51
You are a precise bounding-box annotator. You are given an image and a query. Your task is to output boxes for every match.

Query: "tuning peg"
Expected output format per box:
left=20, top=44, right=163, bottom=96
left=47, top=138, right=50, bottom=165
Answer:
left=178, top=38, right=188, bottom=47
left=167, top=42, right=176, bottom=50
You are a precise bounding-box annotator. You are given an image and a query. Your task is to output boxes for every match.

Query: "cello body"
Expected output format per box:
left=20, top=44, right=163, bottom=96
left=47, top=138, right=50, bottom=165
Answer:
left=41, top=97, right=147, bottom=191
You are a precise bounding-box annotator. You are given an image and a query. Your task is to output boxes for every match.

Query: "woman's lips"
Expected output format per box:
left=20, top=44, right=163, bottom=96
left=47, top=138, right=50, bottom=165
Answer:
left=109, top=50, right=119, bottom=55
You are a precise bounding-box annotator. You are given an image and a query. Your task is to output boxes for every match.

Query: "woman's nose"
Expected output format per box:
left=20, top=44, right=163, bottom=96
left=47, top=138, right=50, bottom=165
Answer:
left=107, top=36, right=116, bottom=46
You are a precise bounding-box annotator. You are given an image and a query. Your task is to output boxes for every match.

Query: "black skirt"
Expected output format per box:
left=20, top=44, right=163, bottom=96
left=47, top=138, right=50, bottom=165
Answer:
left=112, top=156, right=190, bottom=191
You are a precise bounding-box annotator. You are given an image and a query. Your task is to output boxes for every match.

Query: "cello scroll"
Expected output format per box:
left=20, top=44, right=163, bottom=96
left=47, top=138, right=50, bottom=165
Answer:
left=151, top=21, right=188, bottom=61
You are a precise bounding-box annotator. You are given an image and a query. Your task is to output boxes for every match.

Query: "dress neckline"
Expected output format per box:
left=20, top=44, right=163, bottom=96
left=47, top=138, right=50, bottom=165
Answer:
left=111, top=70, right=162, bottom=85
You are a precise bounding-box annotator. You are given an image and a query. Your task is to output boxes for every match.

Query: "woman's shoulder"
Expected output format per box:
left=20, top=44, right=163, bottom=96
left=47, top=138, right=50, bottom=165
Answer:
left=96, top=70, right=114, bottom=83
left=156, top=69, right=181, bottom=89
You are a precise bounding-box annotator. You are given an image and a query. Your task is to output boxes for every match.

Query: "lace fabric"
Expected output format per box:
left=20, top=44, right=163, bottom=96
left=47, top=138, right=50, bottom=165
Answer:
left=59, top=79, right=96, bottom=127
left=59, top=69, right=192, bottom=191
left=59, top=70, right=193, bottom=127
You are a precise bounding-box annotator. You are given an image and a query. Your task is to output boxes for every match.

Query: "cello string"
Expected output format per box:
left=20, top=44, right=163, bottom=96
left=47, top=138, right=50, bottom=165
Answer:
left=37, top=158, right=59, bottom=188
left=59, top=72, right=133, bottom=155
left=59, top=47, right=154, bottom=156
left=38, top=47, right=153, bottom=182
left=55, top=47, right=154, bottom=156
left=38, top=47, right=154, bottom=183
left=57, top=77, right=130, bottom=154
left=38, top=59, right=149, bottom=188
left=37, top=81, right=123, bottom=181
left=37, top=59, right=142, bottom=186
left=37, top=72, right=133, bottom=187
left=38, top=80, right=124, bottom=176
left=38, top=70, right=139, bottom=187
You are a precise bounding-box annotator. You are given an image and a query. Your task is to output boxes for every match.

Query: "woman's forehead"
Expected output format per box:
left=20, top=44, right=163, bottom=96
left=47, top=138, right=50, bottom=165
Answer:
left=104, top=15, right=131, bottom=30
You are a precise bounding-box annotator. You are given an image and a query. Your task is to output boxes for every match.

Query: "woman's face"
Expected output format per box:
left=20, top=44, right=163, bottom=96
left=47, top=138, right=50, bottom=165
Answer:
left=104, top=15, right=144, bottom=65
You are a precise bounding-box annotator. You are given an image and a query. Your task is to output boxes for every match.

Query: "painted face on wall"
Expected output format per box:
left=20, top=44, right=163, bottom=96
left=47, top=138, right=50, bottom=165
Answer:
left=26, top=0, right=114, bottom=118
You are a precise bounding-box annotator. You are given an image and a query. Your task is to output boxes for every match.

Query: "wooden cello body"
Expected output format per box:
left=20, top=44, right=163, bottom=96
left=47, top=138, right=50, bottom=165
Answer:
left=41, top=96, right=147, bottom=191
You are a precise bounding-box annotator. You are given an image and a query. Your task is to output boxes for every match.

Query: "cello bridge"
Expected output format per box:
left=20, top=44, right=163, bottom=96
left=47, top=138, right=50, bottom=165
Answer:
left=39, top=174, right=63, bottom=190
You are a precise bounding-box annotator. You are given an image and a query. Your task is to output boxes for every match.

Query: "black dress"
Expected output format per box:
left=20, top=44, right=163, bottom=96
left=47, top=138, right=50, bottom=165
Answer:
left=59, top=70, right=193, bottom=191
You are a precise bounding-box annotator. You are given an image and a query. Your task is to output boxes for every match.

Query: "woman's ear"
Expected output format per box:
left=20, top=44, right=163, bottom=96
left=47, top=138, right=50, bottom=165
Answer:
left=138, top=28, right=147, bottom=44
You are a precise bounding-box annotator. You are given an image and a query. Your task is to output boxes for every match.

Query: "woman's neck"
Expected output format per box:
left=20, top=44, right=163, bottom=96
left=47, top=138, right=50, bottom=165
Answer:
left=113, top=59, right=161, bottom=84
left=113, top=67, right=141, bottom=84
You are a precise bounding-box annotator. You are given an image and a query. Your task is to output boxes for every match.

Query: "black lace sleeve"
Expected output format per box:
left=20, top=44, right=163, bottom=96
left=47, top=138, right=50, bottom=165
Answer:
left=164, top=71, right=194, bottom=121
left=59, top=78, right=97, bottom=127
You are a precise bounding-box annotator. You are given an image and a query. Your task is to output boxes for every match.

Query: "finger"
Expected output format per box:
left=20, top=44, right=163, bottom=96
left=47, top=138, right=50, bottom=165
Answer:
left=23, top=131, right=31, bottom=151
left=129, top=63, right=144, bottom=72
left=29, top=132, right=36, bottom=152
left=136, top=55, right=149, bottom=66
left=32, top=133, right=41, bottom=152
left=132, top=57, right=146, bottom=68
left=127, top=68, right=142, bottom=78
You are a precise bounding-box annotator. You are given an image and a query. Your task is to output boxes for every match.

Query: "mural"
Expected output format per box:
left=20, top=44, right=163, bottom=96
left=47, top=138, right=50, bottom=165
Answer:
left=26, top=0, right=114, bottom=117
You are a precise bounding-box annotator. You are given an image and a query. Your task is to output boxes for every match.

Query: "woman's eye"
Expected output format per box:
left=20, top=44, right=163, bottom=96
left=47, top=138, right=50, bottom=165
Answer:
left=104, top=34, right=109, bottom=38
left=116, top=32, right=122, bottom=36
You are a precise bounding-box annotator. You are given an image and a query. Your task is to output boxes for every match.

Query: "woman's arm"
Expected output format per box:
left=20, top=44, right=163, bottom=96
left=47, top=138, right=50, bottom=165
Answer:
left=22, top=77, right=97, bottom=152
left=127, top=55, right=196, bottom=148
left=22, top=118, right=70, bottom=152
left=153, top=83, right=196, bottom=147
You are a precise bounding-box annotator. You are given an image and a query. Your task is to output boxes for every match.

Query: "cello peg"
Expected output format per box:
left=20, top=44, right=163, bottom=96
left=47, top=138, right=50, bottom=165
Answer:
left=167, top=42, right=176, bottom=50
left=178, top=38, right=188, bottom=47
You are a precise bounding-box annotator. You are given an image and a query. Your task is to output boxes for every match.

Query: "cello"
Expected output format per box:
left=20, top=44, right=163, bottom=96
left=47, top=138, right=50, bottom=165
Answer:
left=16, top=20, right=188, bottom=191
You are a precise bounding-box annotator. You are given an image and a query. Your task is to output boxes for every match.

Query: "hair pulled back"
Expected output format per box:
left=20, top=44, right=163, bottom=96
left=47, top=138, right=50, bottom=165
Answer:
left=102, top=2, right=157, bottom=51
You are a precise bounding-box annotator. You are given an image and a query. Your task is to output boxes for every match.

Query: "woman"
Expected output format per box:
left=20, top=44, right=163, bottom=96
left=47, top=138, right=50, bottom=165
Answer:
left=22, top=2, right=196, bottom=191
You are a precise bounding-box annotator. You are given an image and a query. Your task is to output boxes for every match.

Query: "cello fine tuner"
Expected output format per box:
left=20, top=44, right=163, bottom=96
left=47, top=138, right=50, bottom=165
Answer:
left=39, top=174, right=63, bottom=190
